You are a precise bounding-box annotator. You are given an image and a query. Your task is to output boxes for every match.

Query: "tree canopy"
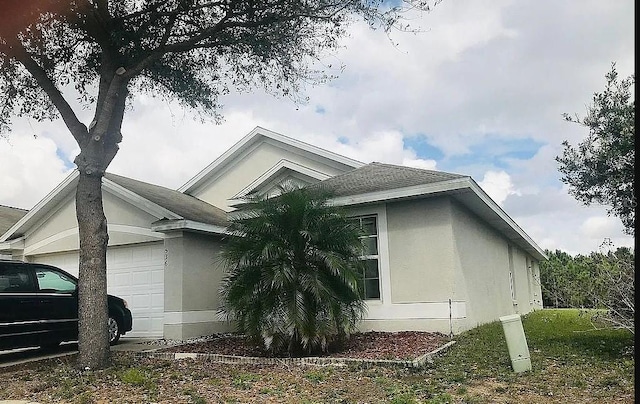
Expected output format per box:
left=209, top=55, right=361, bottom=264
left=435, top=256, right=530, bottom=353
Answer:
left=557, top=64, right=635, bottom=235
left=0, top=0, right=438, bottom=369
left=540, top=246, right=634, bottom=334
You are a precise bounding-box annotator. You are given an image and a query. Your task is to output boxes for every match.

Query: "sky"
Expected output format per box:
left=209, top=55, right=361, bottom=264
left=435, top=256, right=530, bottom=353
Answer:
left=0, top=0, right=635, bottom=256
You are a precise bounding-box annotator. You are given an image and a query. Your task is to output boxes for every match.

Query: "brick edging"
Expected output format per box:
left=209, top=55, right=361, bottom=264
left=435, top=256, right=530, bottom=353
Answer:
left=132, top=341, right=456, bottom=368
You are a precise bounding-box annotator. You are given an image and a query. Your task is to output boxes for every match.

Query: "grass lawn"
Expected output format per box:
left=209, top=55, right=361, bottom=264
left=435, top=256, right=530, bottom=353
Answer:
left=0, top=309, right=634, bottom=403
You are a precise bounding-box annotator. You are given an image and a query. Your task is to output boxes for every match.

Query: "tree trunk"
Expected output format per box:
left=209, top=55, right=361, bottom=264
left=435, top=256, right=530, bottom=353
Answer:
left=76, top=170, right=110, bottom=369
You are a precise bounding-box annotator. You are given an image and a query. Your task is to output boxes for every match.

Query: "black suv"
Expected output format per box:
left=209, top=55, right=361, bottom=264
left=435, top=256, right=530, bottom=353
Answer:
left=0, top=260, right=132, bottom=350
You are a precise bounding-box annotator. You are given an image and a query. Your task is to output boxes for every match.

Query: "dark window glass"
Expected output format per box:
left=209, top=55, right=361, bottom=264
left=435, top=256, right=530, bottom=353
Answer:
left=0, top=266, right=35, bottom=292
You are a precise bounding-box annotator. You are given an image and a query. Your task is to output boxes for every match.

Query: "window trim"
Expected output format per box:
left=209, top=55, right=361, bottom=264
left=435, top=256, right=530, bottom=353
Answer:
left=347, top=205, right=389, bottom=303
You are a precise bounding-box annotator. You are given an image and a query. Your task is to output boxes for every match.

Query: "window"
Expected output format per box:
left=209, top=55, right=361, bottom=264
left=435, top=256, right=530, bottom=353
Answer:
left=35, top=268, right=76, bottom=293
left=350, top=215, right=381, bottom=300
left=0, top=266, right=34, bottom=293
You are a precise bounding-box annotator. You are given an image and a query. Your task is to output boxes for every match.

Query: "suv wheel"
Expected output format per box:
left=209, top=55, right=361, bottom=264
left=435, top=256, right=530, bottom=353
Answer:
left=108, top=315, right=121, bottom=345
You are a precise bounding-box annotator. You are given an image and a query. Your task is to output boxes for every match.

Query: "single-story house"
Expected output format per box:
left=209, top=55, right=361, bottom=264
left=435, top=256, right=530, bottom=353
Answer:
left=0, top=126, right=545, bottom=340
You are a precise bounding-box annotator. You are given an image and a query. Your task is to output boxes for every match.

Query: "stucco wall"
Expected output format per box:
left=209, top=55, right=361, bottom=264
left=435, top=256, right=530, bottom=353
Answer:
left=344, top=199, right=467, bottom=335
left=386, top=198, right=455, bottom=303
left=450, top=201, right=540, bottom=330
left=163, top=231, right=233, bottom=339
left=191, top=141, right=353, bottom=211
left=26, top=194, right=78, bottom=250
left=24, top=191, right=163, bottom=256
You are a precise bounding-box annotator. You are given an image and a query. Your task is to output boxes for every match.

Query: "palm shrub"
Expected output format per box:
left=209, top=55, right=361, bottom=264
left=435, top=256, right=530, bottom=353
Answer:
left=220, top=186, right=367, bottom=355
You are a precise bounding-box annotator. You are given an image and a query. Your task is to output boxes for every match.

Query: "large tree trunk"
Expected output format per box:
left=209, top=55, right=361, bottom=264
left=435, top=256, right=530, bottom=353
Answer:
left=76, top=169, right=110, bottom=369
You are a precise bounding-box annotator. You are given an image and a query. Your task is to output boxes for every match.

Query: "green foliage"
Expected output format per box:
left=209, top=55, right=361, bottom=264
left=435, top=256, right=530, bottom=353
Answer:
left=539, top=249, right=596, bottom=308
left=421, top=309, right=634, bottom=399
left=0, top=0, right=440, bottom=133
left=304, top=369, right=333, bottom=383
left=220, top=186, right=367, bottom=355
left=230, top=372, right=260, bottom=390
left=557, top=63, right=635, bottom=235
left=118, top=367, right=158, bottom=391
left=539, top=246, right=634, bottom=333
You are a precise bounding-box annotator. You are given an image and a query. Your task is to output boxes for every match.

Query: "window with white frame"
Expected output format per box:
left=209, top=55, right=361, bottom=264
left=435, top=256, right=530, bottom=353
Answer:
left=349, top=215, right=381, bottom=300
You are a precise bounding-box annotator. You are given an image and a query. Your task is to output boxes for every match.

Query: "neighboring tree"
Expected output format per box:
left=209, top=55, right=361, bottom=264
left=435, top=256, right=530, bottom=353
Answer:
left=220, top=186, right=366, bottom=356
left=590, top=243, right=634, bottom=334
left=539, top=249, right=594, bottom=308
left=539, top=245, right=634, bottom=334
left=0, top=0, right=437, bottom=369
left=557, top=64, right=635, bottom=235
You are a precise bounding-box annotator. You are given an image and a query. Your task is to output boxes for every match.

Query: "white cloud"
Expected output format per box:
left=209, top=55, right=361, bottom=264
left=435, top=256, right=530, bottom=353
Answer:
left=580, top=216, right=624, bottom=240
left=402, top=158, right=437, bottom=171
left=478, top=170, right=519, bottom=205
left=0, top=134, right=72, bottom=209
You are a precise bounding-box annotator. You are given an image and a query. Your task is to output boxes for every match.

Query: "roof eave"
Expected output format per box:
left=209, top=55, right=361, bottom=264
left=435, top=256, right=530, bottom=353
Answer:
left=329, top=177, right=547, bottom=261
left=0, top=171, right=79, bottom=243
left=151, top=219, right=229, bottom=235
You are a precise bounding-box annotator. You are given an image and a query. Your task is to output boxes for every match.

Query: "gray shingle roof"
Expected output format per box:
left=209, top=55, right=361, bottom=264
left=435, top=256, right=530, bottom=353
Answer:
left=313, top=162, right=467, bottom=197
left=104, top=173, right=229, bottom=227
left=0, top=205, right=28, bottom=236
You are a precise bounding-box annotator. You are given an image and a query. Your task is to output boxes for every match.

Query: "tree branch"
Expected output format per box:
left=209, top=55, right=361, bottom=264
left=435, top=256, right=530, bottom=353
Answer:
left=2, top=41, right=88, bottom=143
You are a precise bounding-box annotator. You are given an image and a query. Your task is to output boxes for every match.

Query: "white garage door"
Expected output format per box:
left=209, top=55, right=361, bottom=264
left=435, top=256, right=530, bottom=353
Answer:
left=31, top=242, right=165, bottom=338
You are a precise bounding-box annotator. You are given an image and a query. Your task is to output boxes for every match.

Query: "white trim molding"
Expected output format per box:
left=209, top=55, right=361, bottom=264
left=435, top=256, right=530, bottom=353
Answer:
left=151, top=219, right=229, bottom=235
left=164, top=310, right=225, bottom=324
left=365, top=300, right=467, bottom=320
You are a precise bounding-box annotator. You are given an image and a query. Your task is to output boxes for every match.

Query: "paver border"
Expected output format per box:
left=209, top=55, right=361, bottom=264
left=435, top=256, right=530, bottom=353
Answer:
left=133, top=340, right=456, bottom=368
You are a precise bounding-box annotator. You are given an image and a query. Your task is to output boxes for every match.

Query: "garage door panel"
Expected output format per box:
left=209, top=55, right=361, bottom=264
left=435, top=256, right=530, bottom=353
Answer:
left=32, top=242, right=165, bottom=338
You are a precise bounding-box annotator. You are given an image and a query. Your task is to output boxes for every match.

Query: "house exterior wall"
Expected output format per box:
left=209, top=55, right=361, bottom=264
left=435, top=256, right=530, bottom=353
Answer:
left=22, top=191, right=163, bottom=256
left=450, top=201, right=542, bottom=331
left=190, top=141, right=353, bottom=211
left=386, top=198, right=455, bottom=304
left=163, top=231, right=233, bottom=340
left=25, top=195, right=78, bottom=253
left=346, top=198, right=466, bottom=335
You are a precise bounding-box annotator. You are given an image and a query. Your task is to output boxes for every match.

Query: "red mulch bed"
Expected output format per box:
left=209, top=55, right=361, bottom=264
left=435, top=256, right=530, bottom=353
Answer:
left=158, top=331, right=451, bottom=361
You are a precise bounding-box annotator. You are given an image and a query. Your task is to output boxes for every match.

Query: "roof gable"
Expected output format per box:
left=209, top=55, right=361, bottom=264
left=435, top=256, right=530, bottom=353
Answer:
left=1, top=171, right=229, bottom=243
left=178, top=126, right=364, bottom=196
left=229, top=159, right=331, bottom=202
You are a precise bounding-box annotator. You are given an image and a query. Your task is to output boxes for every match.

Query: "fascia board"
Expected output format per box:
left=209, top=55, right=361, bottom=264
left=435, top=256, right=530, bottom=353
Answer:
left=260, top=130, right=365, bottom=169
left=465, top=180, right=547, bottom=260
left=178, top=127, right=263, bottom=193
left=102, top=179, right=182, bottom=221
left=329, top=177, right=472, bottom=207
left=178, top=126, right=364, bottom=194
left=151, top=219, right=229, bottom=235
left=0, top=171, right=79, bottom=242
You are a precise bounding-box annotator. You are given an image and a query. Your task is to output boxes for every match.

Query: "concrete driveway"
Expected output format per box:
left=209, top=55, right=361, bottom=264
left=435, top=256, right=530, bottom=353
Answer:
left=0, top=338, right=157, bottom=369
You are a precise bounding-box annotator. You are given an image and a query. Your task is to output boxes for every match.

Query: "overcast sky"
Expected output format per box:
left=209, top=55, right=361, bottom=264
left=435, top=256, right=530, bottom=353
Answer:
left=0, top=0, right=635, bottom=256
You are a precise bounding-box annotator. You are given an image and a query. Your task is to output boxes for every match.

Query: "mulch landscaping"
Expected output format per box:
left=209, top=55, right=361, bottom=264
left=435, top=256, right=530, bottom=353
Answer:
left=157, top=331, right=451, bottom=361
